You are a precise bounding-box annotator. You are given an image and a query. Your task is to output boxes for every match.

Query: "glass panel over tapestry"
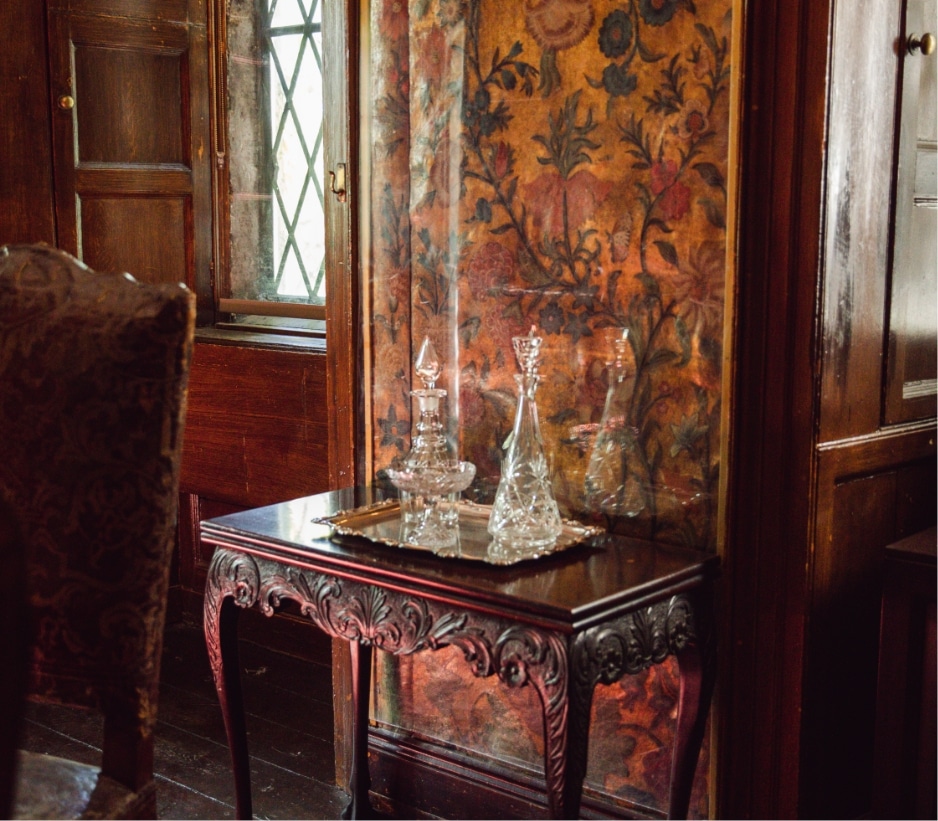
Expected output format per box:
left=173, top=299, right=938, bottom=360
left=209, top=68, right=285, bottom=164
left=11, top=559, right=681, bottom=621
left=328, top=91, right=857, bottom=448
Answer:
left=364, top=0, right=734, bottom=815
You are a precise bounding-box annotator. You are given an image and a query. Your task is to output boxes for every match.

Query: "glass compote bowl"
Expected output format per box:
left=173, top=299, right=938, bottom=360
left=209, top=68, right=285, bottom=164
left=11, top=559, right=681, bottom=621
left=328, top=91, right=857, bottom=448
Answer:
left=387, top=460, right=476, bottom=556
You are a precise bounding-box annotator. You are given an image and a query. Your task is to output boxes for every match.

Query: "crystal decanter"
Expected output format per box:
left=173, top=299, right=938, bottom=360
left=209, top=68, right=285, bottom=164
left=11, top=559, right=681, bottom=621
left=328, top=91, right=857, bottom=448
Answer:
left=583, top=329, right=645, bottom=518
left=386, top=336, right=474, bottom=554
left=487, top=327, right=562, bottom=560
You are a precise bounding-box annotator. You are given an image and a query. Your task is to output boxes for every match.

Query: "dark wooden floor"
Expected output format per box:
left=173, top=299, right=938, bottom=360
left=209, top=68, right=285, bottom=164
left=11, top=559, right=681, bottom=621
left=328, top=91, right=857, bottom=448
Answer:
left=19, top=600, right=350, bottom=819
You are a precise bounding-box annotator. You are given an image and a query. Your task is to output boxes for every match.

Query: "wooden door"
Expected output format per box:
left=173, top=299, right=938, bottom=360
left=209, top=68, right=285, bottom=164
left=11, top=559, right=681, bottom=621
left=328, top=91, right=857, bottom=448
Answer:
left=46, top=0, right=213, bottom=319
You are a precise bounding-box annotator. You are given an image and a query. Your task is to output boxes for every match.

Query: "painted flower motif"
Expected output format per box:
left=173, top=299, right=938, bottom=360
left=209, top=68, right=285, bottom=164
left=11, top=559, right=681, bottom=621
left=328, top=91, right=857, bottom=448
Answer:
left=669, top=240, right=725, bottom=334
left=692, top=45, right=714, bottom=80
left=379, top=0, right=409, bottom=42
left=602, top=62, right=637, bottom=98
left=639, top=0, right=680, bottom=27
left=426, top=130, right=455, bottom=207
left=608, top=212, right=633, bottom=262
left=377, top=401, right=409, bottom=451
left=484, top=304, right=527, bottom=351
left=677, top=99, right=709, bottom=141
left=650, top=159, right=691, bottom=221
left=467, top=241, right=514, bottom=300
left=539, top=301, right=565, bottom=334
left=437, top=0, right=466, bottom=28
left=494, top=141, right=511, bottom=179
left=650, top=158, right=679, bottom=194
left=414, top=26, right=450, bottom=90
left=598, top=10, right=633, bottom=59
left=524, top=0, right=594, bottom=51
left=522, top=169, right=614, bottom=237
left=382, top=265, right=410, bottom=314
left=459, top=383, right=487, bottom=428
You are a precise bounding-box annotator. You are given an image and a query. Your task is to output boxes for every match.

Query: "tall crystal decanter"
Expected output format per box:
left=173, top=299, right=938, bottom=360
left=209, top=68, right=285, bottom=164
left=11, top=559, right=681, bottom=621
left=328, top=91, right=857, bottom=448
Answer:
left=386, top=336, right=474, bottom=555
left=487, top=327, right=562, bottom=557
left=583, top=329, right=645, bottom=518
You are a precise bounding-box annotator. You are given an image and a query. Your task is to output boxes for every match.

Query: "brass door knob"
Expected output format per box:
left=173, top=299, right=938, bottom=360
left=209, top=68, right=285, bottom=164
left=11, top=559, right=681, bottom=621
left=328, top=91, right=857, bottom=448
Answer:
left=57, top=94, right=75, bottom=110
left=906, top=32, right=936, bottom=55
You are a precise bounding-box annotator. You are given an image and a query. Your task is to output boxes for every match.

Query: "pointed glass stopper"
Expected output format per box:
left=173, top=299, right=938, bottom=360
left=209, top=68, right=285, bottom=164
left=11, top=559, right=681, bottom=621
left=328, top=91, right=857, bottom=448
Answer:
left=414, top=336, right=442, bottom=390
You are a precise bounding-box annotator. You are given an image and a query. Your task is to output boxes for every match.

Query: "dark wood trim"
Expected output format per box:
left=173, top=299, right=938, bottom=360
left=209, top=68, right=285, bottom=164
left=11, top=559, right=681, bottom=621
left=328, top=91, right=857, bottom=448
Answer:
left=323, top=0, right=360, bottom=491
left=717, top=0, right=832, bottom=816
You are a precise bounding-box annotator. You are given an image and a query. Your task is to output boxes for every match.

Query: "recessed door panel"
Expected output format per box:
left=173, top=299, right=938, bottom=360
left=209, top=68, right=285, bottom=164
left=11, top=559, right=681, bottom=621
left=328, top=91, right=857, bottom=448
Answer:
left=74, top=43, right=184, bottom=165
left=79, top=196, right=188, bottom=285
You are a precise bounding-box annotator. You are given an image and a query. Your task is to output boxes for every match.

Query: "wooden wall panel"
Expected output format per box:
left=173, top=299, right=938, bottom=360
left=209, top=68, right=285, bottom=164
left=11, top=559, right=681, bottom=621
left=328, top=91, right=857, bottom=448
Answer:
left=177, top=340, right=333, bottom=592
left=179, top=341, right=332, bottom=508
left=0, top=1, right=56, bottom=244
left=802, top=424, right=937, bottom=818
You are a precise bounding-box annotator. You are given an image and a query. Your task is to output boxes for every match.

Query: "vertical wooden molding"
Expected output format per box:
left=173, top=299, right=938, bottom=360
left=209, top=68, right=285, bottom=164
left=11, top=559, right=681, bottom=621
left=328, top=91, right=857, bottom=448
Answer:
left=717, top=0, right=831, bottom=816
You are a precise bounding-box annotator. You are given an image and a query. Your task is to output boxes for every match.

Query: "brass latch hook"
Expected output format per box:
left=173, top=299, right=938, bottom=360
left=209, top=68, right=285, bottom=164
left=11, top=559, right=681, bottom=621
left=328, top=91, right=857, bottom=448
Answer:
left=329, top=163, right=347, bottom=203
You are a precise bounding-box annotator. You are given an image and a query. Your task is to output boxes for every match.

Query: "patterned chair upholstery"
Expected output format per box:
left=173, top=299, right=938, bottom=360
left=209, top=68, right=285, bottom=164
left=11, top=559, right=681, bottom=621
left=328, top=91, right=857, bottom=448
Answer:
left=0, top=244, right=195, bottom=819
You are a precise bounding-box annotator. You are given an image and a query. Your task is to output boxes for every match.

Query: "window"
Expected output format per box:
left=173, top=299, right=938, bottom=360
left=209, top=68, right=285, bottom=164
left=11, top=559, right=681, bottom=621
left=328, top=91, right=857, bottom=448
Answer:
left=213, top=0, right=353, bottom=331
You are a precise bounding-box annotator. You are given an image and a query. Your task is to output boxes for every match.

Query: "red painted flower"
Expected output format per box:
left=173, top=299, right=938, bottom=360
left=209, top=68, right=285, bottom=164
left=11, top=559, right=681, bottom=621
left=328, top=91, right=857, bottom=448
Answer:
left=650, top=160, right=691, bottom=222
left=414, top=26, right=449, bottom=90
left=524, top=0, right=594, bottom=51
left=650, top=159, right=678, bottom=194
left=467, top=241, right=514, bottom=300
left=494, top=142, right=510, bottom=179
left=523, top=170, right=613, bottom=236
left=376, top=0, right=409, bottom=42
left=677, top=99, right=709, bottom=141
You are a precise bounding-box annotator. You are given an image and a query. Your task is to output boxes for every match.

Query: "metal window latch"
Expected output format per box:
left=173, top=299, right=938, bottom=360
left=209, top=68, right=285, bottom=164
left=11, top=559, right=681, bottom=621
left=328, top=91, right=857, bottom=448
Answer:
left=329, top=163, right=347, bottom=203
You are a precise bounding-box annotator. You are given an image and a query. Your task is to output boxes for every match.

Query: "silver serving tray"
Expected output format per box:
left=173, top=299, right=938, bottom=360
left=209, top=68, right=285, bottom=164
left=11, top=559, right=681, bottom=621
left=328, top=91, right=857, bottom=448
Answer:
left=312, top=499, right=603, bottom=565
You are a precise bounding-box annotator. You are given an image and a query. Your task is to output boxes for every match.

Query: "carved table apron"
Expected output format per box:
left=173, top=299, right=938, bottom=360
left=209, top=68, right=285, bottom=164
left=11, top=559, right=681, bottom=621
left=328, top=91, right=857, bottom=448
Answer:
left=200, top=489, right=718, bottom=820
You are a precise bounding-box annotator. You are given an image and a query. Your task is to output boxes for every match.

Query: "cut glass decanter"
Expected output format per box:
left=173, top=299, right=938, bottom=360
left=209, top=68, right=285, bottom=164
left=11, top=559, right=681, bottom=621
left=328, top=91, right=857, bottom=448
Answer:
left=386, top=336, right=474, bottom=555
left=487, top=327, right=562, bottom=558
left=584, top=329, right=645, bottom=518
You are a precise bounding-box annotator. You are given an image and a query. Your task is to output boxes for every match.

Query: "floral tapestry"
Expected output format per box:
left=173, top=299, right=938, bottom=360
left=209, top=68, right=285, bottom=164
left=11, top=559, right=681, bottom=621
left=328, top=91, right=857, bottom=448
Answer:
left=366, top=0, right=732, bottom=815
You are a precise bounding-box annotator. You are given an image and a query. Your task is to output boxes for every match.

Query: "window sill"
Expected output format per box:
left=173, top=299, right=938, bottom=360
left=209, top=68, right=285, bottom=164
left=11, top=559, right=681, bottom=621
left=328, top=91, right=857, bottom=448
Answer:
left=195, top=325, right=327, bottom=352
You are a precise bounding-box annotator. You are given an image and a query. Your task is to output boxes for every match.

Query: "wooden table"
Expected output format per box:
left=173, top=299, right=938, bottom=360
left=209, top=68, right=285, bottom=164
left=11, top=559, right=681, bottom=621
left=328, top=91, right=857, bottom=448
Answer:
left=201, top=488, right=719, bottom=819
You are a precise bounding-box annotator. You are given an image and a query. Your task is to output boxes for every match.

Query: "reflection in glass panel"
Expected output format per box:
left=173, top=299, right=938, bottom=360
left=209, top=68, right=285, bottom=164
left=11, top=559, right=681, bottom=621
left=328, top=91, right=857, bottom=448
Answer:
left=227, top=0, right=326, bottom=306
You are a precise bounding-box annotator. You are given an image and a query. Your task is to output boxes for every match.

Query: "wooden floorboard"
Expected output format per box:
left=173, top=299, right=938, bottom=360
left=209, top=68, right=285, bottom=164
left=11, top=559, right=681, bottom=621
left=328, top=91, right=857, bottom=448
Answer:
left=16, top=607, right=349, bottom=820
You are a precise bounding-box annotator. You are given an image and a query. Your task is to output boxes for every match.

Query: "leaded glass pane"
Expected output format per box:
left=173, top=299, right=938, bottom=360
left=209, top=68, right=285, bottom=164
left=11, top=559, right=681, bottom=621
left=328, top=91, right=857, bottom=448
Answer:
left=227, top=0, right=326, bottom=307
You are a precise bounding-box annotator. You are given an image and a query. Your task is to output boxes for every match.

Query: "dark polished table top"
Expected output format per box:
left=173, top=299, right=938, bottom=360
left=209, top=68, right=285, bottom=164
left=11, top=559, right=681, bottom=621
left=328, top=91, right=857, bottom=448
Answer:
left=201, top=486, right=720, bottom=632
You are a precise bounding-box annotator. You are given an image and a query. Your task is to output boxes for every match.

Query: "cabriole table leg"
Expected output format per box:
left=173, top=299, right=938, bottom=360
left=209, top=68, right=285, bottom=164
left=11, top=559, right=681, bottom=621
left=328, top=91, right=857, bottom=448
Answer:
left=204, top=551, right=255, bottom=820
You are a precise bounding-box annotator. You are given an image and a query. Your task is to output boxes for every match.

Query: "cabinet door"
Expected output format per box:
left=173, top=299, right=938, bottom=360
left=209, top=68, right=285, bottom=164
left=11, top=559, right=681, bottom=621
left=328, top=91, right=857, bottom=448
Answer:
left=885, top=0, right=937, bottom=423
left=47, top=1, right=212, bottom=316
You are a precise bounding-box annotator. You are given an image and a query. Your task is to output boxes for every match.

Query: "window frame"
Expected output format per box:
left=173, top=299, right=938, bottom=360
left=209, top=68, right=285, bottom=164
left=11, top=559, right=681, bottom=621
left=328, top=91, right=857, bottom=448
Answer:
left=207, top=0, right=356, bottom=335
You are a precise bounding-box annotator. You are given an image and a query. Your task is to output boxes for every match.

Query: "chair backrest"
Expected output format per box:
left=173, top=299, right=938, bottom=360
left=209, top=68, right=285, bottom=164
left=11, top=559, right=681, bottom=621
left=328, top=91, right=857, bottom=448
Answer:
left=0, top=243, right=195, bottom=796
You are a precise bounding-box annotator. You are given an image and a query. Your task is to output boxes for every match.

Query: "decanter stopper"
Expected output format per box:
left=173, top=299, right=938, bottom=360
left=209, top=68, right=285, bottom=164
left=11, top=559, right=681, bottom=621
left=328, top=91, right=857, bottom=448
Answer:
left=487, top=327, right=562, bottom=559
left=414, top=335, right=442, bottom=389
left=387, top=335, right=475, bottom=555
left=584, top=329, right=645, bottom=518
left=404, top=335, right=452, bottom=470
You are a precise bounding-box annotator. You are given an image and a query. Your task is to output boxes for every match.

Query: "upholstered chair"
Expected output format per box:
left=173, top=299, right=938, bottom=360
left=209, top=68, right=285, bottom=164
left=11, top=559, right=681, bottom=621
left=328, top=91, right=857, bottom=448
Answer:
left=0, top=244, right=195, bottom=819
